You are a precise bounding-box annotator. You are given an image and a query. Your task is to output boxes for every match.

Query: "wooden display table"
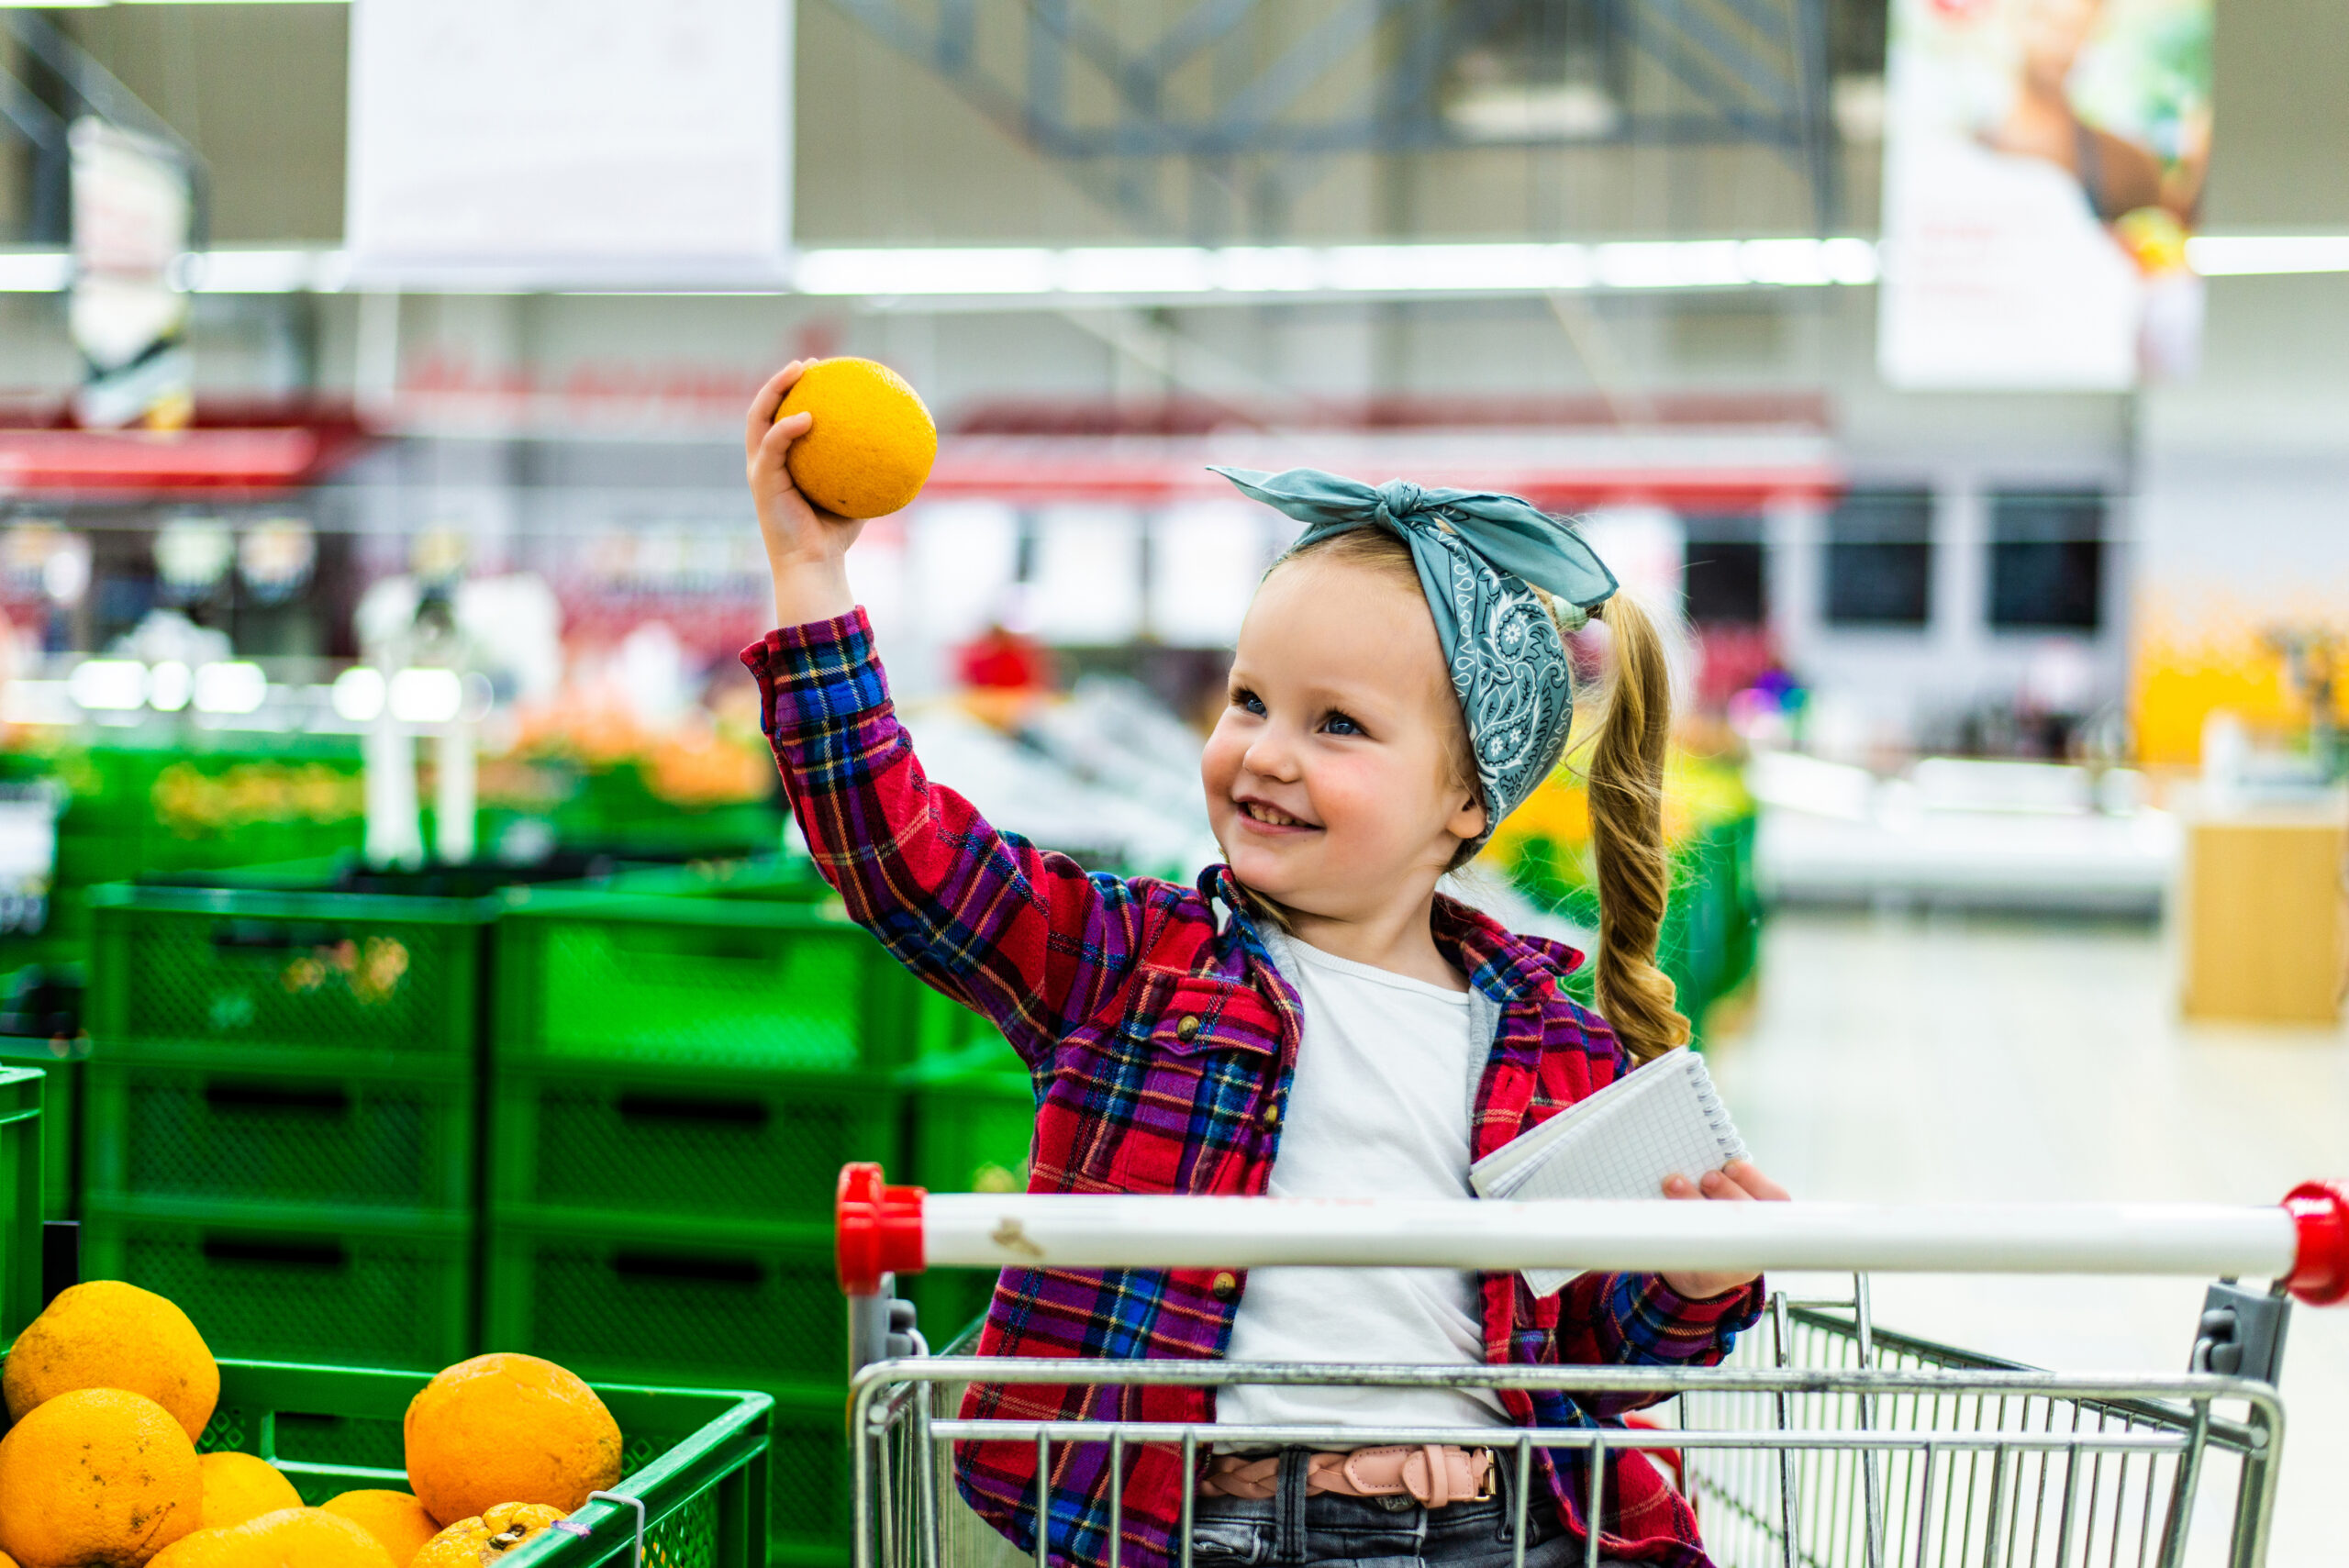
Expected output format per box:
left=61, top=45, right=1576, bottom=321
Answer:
left=2179, top=795, right=2349, bottom=1024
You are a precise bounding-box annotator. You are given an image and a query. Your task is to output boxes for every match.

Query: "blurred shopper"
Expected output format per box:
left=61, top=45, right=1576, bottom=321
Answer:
left=739, top=362, right=1787, bottom=1568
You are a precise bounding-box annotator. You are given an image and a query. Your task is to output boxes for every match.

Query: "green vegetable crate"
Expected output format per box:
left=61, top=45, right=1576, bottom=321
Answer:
left=491, top=1061, right=900, bottom=1229
left=0, top=1064, right=42, bottom=1336
left=79, top=1202, right=475, bottom=1371
left=85, top=882, right=491, bottom=1064
left=496, top=881, right=988, bottom=1073
left=188, top=1360, right=774, bottom=1568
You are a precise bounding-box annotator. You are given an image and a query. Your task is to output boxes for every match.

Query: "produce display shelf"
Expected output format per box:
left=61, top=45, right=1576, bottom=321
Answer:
left=181, top=1359, right=774, bottom=1568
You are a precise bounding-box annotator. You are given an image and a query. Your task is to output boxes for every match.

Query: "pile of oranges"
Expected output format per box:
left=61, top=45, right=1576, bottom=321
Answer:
left=0, top=1283, right=622, bottom=1568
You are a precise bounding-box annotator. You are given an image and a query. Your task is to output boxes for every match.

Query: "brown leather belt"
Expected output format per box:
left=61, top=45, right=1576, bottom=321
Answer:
left=1197, top=1445, right=1497, bottom=1509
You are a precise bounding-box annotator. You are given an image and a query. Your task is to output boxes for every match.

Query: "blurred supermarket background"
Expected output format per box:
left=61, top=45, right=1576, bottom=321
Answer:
left=0, top=0, right=2332, bottom=1562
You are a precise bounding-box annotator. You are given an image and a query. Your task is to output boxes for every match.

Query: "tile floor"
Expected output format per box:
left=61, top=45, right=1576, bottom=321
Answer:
left=1704, top=908, right=2349, bottom=1565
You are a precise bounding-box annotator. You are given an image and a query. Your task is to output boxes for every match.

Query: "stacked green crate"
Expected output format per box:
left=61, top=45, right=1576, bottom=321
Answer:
left=0, top=1034, right=85, bottom=1221
left=903, top=1040, right=1035, bottom=1340
left=81, top=880, right=490, bottom=1373
left=12, top=740, right=369, bottom=977
left=488, top=869, right=992, bottom=1567
left=0, top=1065, right=47, bottom=1337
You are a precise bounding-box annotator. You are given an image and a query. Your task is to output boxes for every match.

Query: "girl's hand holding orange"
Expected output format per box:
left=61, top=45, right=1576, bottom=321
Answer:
left=745, top=361, right=861, bottom=627
left=1658, top=1159, right=1791, bottom=1301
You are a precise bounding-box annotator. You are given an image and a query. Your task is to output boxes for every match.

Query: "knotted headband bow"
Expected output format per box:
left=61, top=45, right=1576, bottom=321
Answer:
left=1209, top=465, right=1619, bottom=848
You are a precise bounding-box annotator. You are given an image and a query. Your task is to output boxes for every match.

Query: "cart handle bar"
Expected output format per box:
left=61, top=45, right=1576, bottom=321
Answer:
left=836, top=1164, right=2349, bottom=1306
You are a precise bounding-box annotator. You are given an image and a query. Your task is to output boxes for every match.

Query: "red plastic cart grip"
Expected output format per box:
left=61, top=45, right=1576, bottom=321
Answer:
left=838, top=1162, right=926, bottom=1296
left=2284, top=1180, right=2349, bottom=1306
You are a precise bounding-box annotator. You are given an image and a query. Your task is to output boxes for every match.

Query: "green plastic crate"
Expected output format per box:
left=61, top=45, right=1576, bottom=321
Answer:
left=87, top=884, right=490, bottom=1062
left=907, top=1051, right=1034, bottom=1197
left=484, top=1213, right=841, bottom=1395
left=0, top=1040, right=77, bottom=1222
left=85, top=1051, right=473, bottom=1219
left=492, top=1061, right=899, bottom=1229
left=496, top=884, right=989, bottom=1073
left=901, top=1051, right=1034, bottom=1350
left=82, top=1200, right=473, bottom=1371
left=169, top=1359, right=771, bottom=1568
left=0, top=1065, right=40, bottom=1336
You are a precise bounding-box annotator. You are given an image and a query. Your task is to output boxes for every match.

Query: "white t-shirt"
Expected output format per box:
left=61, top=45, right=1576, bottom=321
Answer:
left=1217, top=934, right=1510, bottom=1435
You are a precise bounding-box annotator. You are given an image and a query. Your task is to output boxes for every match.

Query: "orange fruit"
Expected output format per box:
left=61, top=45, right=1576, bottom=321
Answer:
left=775, top=357, right=937, bottom=519
left=0, top=1386, right=203, bottom=1567
left=319, top=1495, right=440, bottom=1568
left=198, top=1451, right=303, bottom=1529
left=403, top=1354, right=620, bottom=1526
left=141, top=1529, right=237, bottom=1568
left=3, top=1280, right=219, bottom=1440
left=151, top=1509, right=394, bottom=1568
left=409, top=1506, right=563, bottom=1568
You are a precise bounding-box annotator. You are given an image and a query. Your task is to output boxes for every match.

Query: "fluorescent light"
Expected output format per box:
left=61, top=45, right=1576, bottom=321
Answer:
left=148, top=660, right=192, bottom=714
left=67, top=660, right=146, bottom=712
left=1818, top=237, right=1881, bottom=284
left=796, top=247, right=1057, bottom=295
left=1208, top=248, right=1321, bottom=292
left=1594, top=240, right=1744, bottom=288
left=195, top=250, right=327, bottom=294
left=192, top=662, right=268, bottom=715
left=1062, top=247, right=1216, bottom=294
left=0, top=252, right=68, bottom=292
left=788, top=239, right=1886, bottom=300
left=2187, top=235, right=2349, bottom=276
left=331, top=667, right=385, bottom=723
left=1326, top=242, right=1590, bottom=293
left=388, top=667, right=462, bottom=725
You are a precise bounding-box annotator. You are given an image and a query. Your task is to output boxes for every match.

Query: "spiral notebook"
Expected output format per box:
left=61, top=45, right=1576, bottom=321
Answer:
left=1469, top=1046, right=1748, bottom=1295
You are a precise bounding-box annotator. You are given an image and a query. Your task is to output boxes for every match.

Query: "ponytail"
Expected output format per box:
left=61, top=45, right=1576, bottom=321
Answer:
left=1585, top=594, right=1689, bottom=1064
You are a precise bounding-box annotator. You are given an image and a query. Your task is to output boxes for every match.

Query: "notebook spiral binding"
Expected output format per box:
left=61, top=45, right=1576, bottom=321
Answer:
left=1684, top=1052, right=1751, bottom=1162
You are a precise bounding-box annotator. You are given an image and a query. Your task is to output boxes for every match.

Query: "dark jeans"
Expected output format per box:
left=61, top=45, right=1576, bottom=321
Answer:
left=1189, top=1450, right=1634, bottom=1568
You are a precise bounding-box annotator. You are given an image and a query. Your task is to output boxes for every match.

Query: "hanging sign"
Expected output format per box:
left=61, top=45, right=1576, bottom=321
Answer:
left=1878, top=0, right=2212, bottom=389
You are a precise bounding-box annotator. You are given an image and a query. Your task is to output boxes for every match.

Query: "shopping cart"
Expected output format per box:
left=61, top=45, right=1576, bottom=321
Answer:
left=837, top=1169, right=2347, bottom=1568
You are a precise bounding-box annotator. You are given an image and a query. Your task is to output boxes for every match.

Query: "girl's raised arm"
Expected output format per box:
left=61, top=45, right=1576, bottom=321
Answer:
left=740, top=366, right=1170, bottom=1069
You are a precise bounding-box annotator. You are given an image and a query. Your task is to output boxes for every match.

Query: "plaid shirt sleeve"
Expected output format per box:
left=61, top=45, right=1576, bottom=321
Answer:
left=742, top=610, right=1171, bottom=1069
left=1548, top=1270, right=1764, bottom=1418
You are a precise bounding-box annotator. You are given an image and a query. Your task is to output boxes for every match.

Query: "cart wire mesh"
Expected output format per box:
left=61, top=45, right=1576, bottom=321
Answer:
left=850, top=1279, right=2284, bottom=1568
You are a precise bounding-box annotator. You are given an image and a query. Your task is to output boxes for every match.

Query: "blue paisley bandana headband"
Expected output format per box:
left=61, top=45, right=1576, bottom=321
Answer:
left=1209, top=465, right=1619, bottom=847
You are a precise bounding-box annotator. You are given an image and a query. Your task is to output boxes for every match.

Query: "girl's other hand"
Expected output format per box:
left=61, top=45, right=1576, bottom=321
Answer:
left=1657, top=1159, right=1789, bottom=1301
left=746, top=362, right=861, bottom=625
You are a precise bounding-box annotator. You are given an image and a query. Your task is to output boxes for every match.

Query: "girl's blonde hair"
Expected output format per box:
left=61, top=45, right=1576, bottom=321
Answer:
left=1266, top=527, right=1689, bottom=1064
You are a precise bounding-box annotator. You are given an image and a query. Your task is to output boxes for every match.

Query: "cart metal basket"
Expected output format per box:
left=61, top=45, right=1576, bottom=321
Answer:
left=835, top=1172, right=2343, bottom=1568
left=849, top=1276, right=2284, bottom=1568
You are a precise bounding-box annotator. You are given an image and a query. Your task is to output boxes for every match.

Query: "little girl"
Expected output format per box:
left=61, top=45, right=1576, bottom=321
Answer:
left=741, top=363, right=1787, bottom=1568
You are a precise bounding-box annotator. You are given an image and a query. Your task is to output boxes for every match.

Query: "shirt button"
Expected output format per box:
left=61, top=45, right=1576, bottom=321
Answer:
left=1174, top=1015, right=1200, bottom=1042
left=1259, top=1102, right=1281, bottom=1131
left=1210, top=1271, right=1239, bottom=1302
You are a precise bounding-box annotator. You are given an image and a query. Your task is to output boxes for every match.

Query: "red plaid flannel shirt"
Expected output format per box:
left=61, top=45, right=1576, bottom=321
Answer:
left=746, top=611, right=1762, bottom=1568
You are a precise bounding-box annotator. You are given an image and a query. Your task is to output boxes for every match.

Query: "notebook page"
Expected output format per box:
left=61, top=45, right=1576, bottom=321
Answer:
left=1469, top=1048, right=1693, bottom=1197
left=1470, top=1051, right=1748, bottom=1295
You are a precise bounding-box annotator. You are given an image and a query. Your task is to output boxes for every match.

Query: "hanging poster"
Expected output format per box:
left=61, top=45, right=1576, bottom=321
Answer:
left=1877, top=0, right=2212, bottom=390
left=70, top=119, right=195, bottom=429
left=346, top=0, right=793, bottom=289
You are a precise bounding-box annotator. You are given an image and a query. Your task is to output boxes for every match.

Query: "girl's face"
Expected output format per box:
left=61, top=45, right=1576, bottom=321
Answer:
left=1202, top=554, right=1487, bottom=921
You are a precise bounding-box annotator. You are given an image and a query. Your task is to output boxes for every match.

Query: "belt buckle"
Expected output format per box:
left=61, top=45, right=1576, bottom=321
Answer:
left=1471, top=1448, right=1497, bottom=1503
